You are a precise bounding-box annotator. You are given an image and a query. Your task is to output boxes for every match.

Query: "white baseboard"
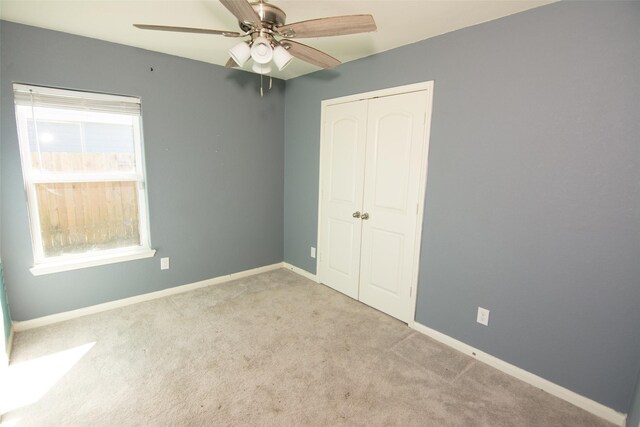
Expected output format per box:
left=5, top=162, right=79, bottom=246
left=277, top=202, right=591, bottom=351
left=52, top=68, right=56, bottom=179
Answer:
left=409, top=321, right=626, bottom=427
left=12, top=263, right=283, bottom=332
left=282, top=262, right=319, bottom=282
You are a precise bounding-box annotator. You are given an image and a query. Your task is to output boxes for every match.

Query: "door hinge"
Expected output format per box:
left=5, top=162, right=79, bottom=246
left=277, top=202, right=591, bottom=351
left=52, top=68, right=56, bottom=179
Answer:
left=409, top=286, right=412, bottom=297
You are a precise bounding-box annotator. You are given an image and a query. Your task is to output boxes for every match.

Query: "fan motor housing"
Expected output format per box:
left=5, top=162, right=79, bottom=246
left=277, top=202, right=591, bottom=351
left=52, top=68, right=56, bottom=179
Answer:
left=239, top=2, right=286, bottom=32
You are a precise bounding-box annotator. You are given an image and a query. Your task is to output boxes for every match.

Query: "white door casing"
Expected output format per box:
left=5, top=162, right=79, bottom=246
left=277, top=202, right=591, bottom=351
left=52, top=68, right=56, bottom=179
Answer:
left=318, top=82, right=434, bottom=324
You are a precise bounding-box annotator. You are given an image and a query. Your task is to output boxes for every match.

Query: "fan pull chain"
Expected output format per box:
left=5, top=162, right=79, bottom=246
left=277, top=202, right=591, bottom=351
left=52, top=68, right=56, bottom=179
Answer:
left=260, top=74, right=264, bottom=98
left=257, top=72, right=273, bottom=97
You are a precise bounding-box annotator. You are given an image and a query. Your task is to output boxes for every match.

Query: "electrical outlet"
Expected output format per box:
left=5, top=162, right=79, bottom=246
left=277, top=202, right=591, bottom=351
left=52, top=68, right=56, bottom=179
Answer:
left=161, top=257, right=170, bottom=270
left=477, top=307, right=490, bottom=326
left=310, top=247, right=316, bottom=259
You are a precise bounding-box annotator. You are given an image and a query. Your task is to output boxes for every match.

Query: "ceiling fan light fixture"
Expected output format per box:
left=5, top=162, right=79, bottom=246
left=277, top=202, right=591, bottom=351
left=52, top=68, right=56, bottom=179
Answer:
left=135, top=1, right=377, bottom=84
left=229, top=41, right=251, bottom=67
left=252, top=62, right=272, bottom=75
left=250, top=37, right=273, bottom=64
left=273, top=45, right=293, bottom=71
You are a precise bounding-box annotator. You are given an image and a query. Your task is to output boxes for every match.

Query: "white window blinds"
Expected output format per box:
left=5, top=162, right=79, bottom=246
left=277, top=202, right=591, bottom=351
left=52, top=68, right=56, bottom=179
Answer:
left=13, top=83, right=141, bottom=115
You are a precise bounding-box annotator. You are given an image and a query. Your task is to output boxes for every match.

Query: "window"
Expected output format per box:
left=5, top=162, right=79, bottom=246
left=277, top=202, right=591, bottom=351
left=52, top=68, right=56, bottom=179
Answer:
left=13, top=84, right=154, bottom=275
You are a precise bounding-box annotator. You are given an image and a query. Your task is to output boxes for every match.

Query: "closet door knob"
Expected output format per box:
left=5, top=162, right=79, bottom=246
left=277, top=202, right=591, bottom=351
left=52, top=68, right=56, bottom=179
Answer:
left=352, top=211, right=361, bottom=218
left=361, top=213, right=369, bottom=220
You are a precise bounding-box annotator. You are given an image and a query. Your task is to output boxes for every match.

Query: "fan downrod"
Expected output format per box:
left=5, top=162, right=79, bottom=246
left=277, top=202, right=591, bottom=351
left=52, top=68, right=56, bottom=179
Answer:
left=239, top=1, right=286, bottom=32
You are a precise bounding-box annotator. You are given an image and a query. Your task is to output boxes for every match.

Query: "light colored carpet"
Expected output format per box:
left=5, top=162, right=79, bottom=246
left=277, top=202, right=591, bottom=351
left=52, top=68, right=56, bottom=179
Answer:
left=1, top=269, right=613, bottom=426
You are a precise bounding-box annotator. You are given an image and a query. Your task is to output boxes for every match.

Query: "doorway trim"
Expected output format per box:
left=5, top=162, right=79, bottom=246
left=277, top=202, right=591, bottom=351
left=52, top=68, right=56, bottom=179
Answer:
left=316, top=81, right=435, bottom=325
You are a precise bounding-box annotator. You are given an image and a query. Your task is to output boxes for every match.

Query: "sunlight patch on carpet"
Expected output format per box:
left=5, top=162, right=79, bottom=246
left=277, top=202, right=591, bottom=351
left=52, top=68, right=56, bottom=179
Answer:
left=0, top=342, right=95, bottom=416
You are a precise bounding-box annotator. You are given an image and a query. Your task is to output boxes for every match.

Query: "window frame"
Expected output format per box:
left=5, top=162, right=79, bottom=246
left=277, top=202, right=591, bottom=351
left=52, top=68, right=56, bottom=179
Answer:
left=13, top=84, right=155, bottom=276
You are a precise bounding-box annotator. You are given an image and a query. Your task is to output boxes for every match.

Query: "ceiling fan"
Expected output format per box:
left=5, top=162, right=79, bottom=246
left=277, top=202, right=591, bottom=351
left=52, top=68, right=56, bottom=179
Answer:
left=133, top=0, right=376, bottom=75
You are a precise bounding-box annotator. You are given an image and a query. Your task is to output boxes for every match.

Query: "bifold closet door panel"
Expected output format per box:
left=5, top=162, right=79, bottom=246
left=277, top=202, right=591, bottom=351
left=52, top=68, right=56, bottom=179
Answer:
left=358, top=91, right=429, bottom=323
left=318, top=100, right=368, bottom=299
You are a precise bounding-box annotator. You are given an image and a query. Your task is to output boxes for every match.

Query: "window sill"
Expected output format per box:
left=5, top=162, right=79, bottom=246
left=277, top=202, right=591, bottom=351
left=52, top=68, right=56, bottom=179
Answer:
left=30, top=247, right=156, bottom=276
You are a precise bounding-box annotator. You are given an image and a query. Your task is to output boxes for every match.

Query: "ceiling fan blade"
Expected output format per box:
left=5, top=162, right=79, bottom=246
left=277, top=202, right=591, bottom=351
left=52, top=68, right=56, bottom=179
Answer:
left=278, top=15, right=376, bottom=38
left=134, top=24, right=240, bottom=37
left=219, top=0, right=263, bottom=29
left=280, top=40, right=341, bottom=69
left=225, top=57, right=239, bottom=68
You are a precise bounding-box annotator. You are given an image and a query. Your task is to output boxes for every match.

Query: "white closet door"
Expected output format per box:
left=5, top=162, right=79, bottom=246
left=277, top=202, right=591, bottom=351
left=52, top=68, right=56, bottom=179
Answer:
left=358, top=91, right=428, bottom=322
left=318, top=100, right=368, bottom=299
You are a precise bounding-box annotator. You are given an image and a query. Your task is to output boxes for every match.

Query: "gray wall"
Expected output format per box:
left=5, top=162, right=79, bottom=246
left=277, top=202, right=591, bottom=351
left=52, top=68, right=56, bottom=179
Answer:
left=284, top=1, right=640, bottom=413
left=0, top=21, right=285, bottom=321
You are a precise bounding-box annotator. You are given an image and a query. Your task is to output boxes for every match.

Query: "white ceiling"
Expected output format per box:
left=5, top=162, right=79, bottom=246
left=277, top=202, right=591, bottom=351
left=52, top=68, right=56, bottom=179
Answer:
left=0, top=0, right=555, bottom=80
